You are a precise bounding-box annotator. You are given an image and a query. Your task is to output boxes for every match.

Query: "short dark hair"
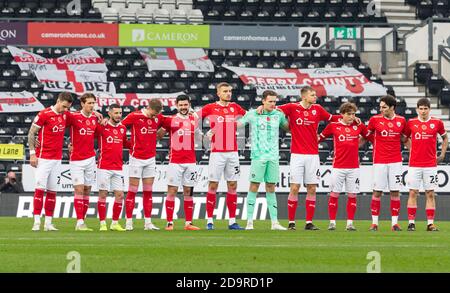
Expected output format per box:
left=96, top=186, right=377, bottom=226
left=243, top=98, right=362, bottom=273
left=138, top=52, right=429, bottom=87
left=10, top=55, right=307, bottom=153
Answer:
left=176, top=94, right=191, bottom=104
left=380, top=95, right=397, bottom=109
left=417, top=98, right=431, bottom=108
left=108, top=103, right=121, bottom=111
left=339, top=102, right=357, bottom=114
left=262, top=90, right=277, bottom=100
left=57, top=92, right=74, bottom=103
left=148, top=98, right=163, bottom=113
left=80, top=93, right=96, bottom=104
left=301, top=86, right=315, bottom=96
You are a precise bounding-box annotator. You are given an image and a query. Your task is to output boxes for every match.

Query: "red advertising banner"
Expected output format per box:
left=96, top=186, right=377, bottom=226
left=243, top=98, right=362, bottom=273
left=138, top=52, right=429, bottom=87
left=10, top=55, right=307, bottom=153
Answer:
left=28, top=23, right=118, bottom=46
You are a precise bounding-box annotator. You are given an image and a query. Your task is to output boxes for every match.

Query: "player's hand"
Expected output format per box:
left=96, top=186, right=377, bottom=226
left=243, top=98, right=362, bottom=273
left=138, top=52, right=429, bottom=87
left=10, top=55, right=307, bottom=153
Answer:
left=93, top=111, right=104, bottom=121
left=68, top=143, right=73, bottom=154
left=437, top=154, right=445, bottom=164
left=256, top=105, right=264, bottom=114
left=355, top=117, right=362, bottom=125
left=30, top=154, right=38, bottom=168
left=100, top=118, right=108, bottom=126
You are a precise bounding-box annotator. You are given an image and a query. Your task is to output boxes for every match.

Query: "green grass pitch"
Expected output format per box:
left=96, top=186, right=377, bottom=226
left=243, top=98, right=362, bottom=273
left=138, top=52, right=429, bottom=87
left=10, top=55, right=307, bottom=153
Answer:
left=0, top=217, right=449, bottom=272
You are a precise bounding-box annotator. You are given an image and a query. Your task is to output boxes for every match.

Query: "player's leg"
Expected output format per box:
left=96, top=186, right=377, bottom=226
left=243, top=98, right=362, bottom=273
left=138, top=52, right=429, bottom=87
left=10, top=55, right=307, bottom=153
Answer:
left=82, top=157, right=96, bottom=220
left=287, top=154, right=304, bottom=230
left=206, top=152, right=227, bottom=229
left=246, top=181, right=260, bottom=230
left=370, top=164, right=387, bottom=230
left=32, top=158, right=52, bottom=231
left=304, top=155, right=321, bottom=230
left=182, top=164, right=200, bottom=230
left=165, top=163, right=182, bottom=230
left=388, top=163, right=403, bottom=231
left=328, top=168, right=345, bottom=230
left=345, top=169, right=359, bottom=231
left=110, top=171, right=126, bottom=231
left=265, top=160, right=285, bottom=230
left=71, top=162, right=86, bottom=228
left=143, top=176, right=158, bottom=230
left=125, top=157, right=142, bottom=230
left=247, top=160, right=264, bottom=229
left=43, top=160, right=61, bottom=231
left=224, top=152, right=242, bottom=230
left=406, top=167, right=421, bottom=231
left=97, top=169, right=111, bottom=231
left=424, top=168, right=438, bottom=231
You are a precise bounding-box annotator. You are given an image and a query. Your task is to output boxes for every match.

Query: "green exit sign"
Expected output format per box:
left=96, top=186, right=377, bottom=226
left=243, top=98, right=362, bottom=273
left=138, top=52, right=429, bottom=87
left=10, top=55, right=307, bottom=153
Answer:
left=334, top=27, right=357, bottom=39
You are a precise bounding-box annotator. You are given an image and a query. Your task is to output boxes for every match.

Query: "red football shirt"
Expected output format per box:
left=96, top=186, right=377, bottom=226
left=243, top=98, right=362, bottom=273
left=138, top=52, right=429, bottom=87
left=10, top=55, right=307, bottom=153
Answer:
left=198, top=102, right=246, bottom=152
left=32, top=106, right=67, bottom=160
left=278, top=103, right=334, bottom=155
left=320, top=121, right=369, bottom=168
left=162, top=114, right=198, bottom=164
left=96, top=122, right=128, bottom=170
left=367, top=114, right=407, bottom=164
left=121, top=110, right=163, bottom=160
left=66, top=111, right=97, bottom=161
left=404, top=117, right=446, bottom=167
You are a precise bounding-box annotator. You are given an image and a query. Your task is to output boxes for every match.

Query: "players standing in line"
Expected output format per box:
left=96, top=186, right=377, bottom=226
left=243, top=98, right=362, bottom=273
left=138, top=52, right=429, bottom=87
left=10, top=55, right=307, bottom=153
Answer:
left=66, top=93, right=98, bottom=231
left=319, top=102, right=370, bottom=231
left=365, top=95, right=408, bottom=231
left=403, top=98, right=448, bottom=231
left=121, top=99, right=164, bottom=231
left=276, top=86, right=339, bottom=230
left=96, top=104, right=129, bottom=232
left=237, top=90, right=289, bottom=231
left=158, top=95, right=201, bottom=231
left=198, top=82, right=246, bottom=230
left=28, top=92, right=73, bottom=231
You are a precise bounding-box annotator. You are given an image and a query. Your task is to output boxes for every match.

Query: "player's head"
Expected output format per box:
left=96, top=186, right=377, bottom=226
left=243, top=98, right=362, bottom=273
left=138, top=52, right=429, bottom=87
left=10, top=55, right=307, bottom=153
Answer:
left=80, top=93, right=96, bottom=115
left=416, top=98, right=431, bottom=119
left=379, top=95, right=396, bottom=117
left=262, top=90, right=278, bottom=111
left=147, top=98, right=163, bottom=118
left=176, top=94, right=191, bottom=116
left=339, top=102, right=357, bottom=124
left=55, top=92, right=73, bottom=113
left=108, top=103, right=122, bottom=123
left=300, top=86, right=317, bottom=104
left=216, top=82, right=232, bottom=102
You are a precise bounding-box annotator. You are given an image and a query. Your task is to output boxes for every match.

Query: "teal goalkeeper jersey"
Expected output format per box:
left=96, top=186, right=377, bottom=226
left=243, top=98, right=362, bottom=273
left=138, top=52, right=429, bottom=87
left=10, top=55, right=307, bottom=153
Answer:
left=239, top=109, right=288, bottom=161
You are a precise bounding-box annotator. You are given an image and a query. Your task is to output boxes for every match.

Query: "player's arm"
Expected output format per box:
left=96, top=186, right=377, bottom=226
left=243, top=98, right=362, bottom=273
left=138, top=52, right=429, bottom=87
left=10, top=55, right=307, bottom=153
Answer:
left=318, top=124, right=333, bottom=142
left=437, top=132, right=448, bottom=164
left=359, top=124, right=370, bottom=148
left=237, top=110, right=251, bottom=128
left=279, top=112, right=290, bottom=132
left=157, top=115, right=170, bottom=140
left=27, top=124, right=40, bottom=168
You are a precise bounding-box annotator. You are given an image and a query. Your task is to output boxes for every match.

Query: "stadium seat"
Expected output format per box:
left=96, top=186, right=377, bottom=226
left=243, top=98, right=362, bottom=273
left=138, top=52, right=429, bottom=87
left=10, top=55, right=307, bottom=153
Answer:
left=439, top=85, right=450, bottom=106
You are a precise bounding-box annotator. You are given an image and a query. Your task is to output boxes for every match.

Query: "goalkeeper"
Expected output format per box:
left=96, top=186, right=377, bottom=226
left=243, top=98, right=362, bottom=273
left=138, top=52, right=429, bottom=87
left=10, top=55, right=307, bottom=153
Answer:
left=237, top=90, right=289, bottom=231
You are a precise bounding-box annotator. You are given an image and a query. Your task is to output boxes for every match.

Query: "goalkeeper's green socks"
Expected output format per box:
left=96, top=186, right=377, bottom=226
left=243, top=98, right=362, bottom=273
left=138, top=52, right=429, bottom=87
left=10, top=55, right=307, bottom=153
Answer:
left=246, top=191, right=258, bottom=221
left=266, top=192, right=278, bottom=222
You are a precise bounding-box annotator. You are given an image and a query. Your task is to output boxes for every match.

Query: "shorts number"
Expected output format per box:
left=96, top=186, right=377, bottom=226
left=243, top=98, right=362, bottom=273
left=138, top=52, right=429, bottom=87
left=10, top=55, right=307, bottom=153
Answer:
left=190, top=172, right=198, bottom=181
left=355, top=178, right=360, bottom=185
left=234, top=166, right=240, bottom=175
left=430, top=175, right=438, bottom=184
left=395, top=175, right=401, bottom=184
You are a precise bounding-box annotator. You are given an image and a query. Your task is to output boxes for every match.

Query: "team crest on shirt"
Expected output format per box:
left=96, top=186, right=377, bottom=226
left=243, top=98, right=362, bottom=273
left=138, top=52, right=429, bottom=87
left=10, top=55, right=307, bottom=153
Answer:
left=430, top=123, right=435, bottom=129
left=312, top=110, right=316, bottom=115
left=396, top=122, right=401, bottom=127
left=92, top=120, right=96, bottom=125
left=388, top=122, right=393, bottom=128
left=113, top=129, right=118, bottom=134
left=353, top=125, right=358, bottom=130
left=422, top=125, right=427, bottom=130
left=155, top=118, right=158, bottom=123
left=120, top=128, right=124, bottom=134
left=230, top=107, right=234, bottom=112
